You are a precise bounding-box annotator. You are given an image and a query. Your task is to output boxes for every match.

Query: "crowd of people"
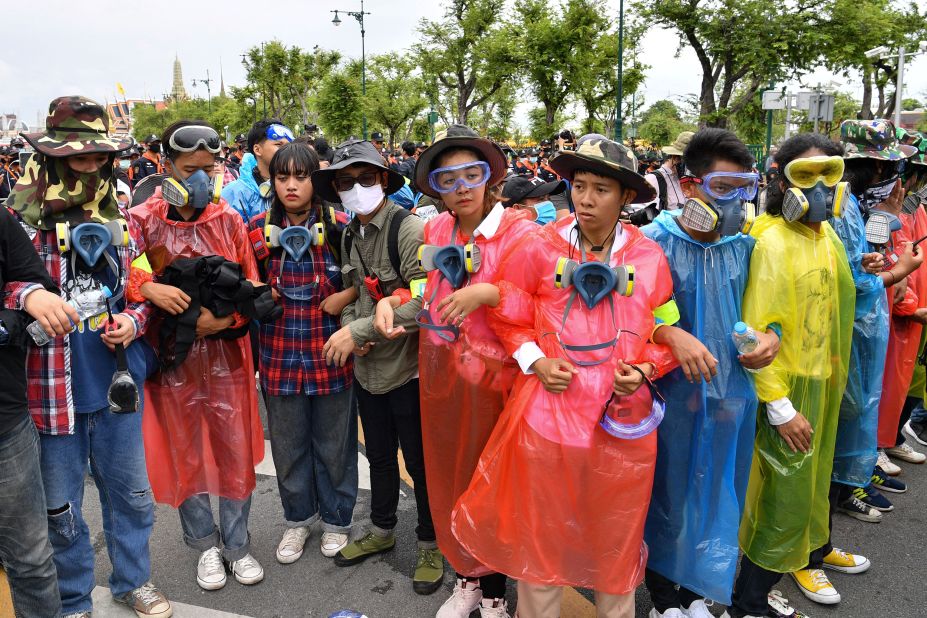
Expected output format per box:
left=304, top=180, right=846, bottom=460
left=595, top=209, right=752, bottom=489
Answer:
left=0, top=93, right=926, bottom=618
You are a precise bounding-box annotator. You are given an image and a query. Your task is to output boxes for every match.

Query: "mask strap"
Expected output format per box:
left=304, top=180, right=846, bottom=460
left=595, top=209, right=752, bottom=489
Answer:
left=545, top=290, right=620, bottom=366
left=68, top=247, right=125, bottom=304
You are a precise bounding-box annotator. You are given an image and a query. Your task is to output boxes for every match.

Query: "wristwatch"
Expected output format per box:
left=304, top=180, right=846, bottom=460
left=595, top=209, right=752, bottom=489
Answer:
left=0, top=319, right=9, bottom=347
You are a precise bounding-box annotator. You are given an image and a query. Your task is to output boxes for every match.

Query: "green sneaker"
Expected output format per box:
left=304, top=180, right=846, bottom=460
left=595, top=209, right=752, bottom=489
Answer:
left=334, top=531, right=395, bottom=567
left=412, top=545, right=445, bottom=595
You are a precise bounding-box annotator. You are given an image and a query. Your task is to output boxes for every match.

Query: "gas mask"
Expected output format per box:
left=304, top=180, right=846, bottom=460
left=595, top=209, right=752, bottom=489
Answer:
left=902, top=187, right=927, bottom=215
left=161, top=169, right=222, bottom=209
left=56, top=220, right=130, bottom=268
left=865, top=210, right=902, bottom=247
left=547, top=254, right=636, bottom=367
left=863, top=175, right=899, bottom=205
left=264, top=222, right=325, bottom=262
left=679, top=197, right=756, bottom=236
left=417, top=243, right=481, bottom=289
left=782, top=181, right=849, bottom=223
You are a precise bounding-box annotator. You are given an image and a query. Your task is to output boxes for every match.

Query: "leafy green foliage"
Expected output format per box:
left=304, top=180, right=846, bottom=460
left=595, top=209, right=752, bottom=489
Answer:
left=364, top=53, right=428, bottom=148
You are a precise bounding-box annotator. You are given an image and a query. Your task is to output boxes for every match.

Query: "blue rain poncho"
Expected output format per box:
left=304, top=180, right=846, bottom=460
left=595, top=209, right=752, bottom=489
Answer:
left=828, top=193, right=888, bottom=486
left=641, top=211, right=758, bottom=605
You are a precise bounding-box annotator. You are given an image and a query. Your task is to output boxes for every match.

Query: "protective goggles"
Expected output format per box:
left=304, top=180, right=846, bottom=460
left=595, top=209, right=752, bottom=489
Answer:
left=686, top=172, right=759, bottom=201
left=599, top=374, right=666, bottom=440
left=427, top=161, right=491, bottom=194
left=265, top=124, right=294, bottom=142
left=783, top=156, right=845, bottom=189
left=167, top=125, right=222, bottom=154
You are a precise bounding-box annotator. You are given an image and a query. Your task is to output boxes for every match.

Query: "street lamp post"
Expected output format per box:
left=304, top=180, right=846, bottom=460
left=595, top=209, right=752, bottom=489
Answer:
left=614, top=0, right=625, bottom=142
left=192, top=69, right=213, bottom=114
left=865, top=42, right=927, bottom=127
left=332, top=0, right=371, bottom=140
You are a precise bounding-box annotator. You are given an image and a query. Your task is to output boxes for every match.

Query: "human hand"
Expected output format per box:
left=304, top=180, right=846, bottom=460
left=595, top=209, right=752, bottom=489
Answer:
left=140, top=282, right=191, bottom=315
left=436, top=283, right=498, bottom=324
left=613, top=360, right=652, bottom=395
left=323, top=325, right=357, bottom=367
left=353, top=343, right=374, bottom=357
left=861, top=252, right=885, bottom=274
left=374, top=296, right=405, bottom=339
left=878, top=179, right=905, bottom=216
left=776, top=412, right=813, bottom=453
left=101, top=314, right=136, bottom=350
left=23, top=289, right=80, bottom=337
left=895, top=242, right=924, bottom=277
left=740, top=329, right=781, bottom=370
left=320, top=287, right=358, bottom=317
left=893, top=277, right=908, bottom=304
left=530, top=357, right=578, bottom=393
left=663, top=327, right=717, bottom=383
left=195, top=307, right=234, bottom=338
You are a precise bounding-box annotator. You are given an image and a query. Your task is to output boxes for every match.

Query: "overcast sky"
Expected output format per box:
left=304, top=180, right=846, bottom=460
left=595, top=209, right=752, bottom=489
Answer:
left=4, top=0, right=927, bottom=131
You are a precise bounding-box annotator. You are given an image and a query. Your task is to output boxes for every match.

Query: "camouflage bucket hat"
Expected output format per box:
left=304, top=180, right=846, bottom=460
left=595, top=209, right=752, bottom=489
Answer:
left=550, top=134, right=656, bottom=203
left=21, top=96, right=135, bottom=157
left=840, top=119, right=917, bottom=161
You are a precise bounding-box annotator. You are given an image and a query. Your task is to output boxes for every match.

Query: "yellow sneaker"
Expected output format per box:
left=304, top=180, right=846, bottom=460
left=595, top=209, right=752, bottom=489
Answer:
left=822, top=547, right=871, bottom=574
left=790, top=568, right=840, bottom=605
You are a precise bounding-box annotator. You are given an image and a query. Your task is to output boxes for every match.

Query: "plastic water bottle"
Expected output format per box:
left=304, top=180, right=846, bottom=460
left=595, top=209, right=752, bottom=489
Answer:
left=732, top=321, right=759, bottom=373
left=27, top=286, right=113, bottom=346
left=328, top=612, right=369, bottom=618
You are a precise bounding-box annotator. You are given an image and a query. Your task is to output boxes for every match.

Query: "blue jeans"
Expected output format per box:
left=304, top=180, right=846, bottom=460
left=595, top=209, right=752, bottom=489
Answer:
left=266, top=388, right=357, bottom=532
left=41, top=408, right=153, bottom=615
left=911, top=400, right=926, bottom=424
left=178, top=493, right=252, bottom=562
left=0, top=415, right=60, bottom=618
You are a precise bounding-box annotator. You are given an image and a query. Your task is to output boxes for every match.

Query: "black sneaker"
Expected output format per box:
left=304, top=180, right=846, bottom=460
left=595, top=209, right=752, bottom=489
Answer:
left=836, top=487, right=883, bottom=522
left=861, top=483, right=894, bottom=512
left=871, top=466, right=907, bottom=493
left=905, top=419, right=927, bottom=447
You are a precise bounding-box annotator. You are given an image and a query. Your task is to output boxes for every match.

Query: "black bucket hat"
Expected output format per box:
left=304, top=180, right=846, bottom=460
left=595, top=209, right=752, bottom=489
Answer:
left=414, top=125, right=508, bottom=198
left=311, top=139, right=406, bottom=203
left=550, top=134, right=655, bottom=202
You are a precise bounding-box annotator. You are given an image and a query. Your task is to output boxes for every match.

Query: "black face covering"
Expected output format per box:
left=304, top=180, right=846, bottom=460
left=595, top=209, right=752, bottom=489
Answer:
left=147, top=143, right=161, bottom=155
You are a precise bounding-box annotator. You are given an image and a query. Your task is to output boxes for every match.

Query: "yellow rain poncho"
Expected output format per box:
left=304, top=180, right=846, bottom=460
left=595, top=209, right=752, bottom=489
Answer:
left=738, top=214, right=854, bottom=573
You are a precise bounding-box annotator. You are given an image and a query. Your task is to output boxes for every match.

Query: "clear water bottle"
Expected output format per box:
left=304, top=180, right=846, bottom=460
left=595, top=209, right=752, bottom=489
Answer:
left=732, top=321, right=759, bottom=373
left=328, top=612, right=369, bottom=618
left=27, top=286, right=113, bottom=346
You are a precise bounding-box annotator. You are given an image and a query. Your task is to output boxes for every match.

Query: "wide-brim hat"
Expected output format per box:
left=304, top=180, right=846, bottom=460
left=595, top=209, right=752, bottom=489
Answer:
left=311, top=138, right=405, bottom=203
left=502, top=175, right=566, bottom=206
left=841, top=119, right=917, bottom=161
left=550, top=135, right=655, bottom=202
left=414, top=125, right=508, bottom=198
left=22, top=96, right=134, bottom=157
left=662, top=131, right=694, bottom=156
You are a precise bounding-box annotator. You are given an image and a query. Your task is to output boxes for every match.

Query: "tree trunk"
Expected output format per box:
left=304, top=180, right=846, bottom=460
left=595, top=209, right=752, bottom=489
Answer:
left=545, top=101, right=557, bottom=128
left=860, top=66, right=873, bottom=119
left=699, top=75, right=718, bottom=128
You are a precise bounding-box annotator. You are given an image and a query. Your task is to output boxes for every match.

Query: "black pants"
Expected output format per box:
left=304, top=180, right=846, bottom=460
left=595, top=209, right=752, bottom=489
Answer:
left=457, top=571, right=507, bottom=599
left=729, top=556, right=783, bottom=617
left=896, top=396, right=920, bottom=446
left=645, top=568, right=701, bottom=613
left=356, top=379, right=435, bottom=542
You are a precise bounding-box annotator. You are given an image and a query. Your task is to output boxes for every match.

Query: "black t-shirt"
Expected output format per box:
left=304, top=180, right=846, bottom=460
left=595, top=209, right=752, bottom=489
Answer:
left=0, top=209, right=56, bottom=434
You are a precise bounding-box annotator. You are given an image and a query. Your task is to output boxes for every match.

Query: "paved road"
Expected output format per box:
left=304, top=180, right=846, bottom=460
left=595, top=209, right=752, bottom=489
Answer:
left=76, top=411, right=927, bottom=618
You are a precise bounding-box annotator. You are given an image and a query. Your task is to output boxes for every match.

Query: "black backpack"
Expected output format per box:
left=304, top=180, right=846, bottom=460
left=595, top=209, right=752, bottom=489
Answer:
left=343, top=207, right=412, bottom=285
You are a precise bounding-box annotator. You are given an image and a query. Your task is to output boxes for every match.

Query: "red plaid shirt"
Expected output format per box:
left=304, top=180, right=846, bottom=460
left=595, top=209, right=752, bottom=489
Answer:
left=249, top=212, right=352, bottom=396
left=2, top=209, right=152, bottom=435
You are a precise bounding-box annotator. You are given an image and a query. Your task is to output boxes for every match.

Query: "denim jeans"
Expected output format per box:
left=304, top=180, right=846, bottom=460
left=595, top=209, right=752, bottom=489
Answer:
left=178, top=493, right=252, bottom=562
left=729, top=555, right=783, bottom=617
left=40, top=407, right=154, bottom=615
left=0, top=415, right=60, bottom=618
left=911, top=399, right=927, bottom=424
left=266, top=388, right=357, bottom=532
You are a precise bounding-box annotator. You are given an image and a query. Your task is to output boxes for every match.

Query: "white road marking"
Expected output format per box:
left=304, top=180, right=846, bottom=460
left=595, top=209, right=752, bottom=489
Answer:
left=91, top=586, right=254, bottom=618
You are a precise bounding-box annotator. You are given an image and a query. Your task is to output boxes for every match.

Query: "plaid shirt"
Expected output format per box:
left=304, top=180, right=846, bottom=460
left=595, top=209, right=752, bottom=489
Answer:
left=2, top=208, right=152, bottom=435
left=249, top=212, right=352, bottom=396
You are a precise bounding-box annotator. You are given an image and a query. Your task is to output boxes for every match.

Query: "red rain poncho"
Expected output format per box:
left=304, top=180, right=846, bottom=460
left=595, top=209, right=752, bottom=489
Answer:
left=877, top=209, right=926, bottom=447
left=451, top=218, right=677, bottom=594
left=132, top=192, right=264, bottom=507
left=419, top=206, right=536, bottom=577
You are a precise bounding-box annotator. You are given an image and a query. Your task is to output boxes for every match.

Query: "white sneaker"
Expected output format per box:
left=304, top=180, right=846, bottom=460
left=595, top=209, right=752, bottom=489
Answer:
left=321, top=531, right=349, bottom=557
left=683, top=599, right=714, bottom=618
left=436, top=578, right=482, bottom=618
left=877, top=449, right=902, bottom=475
left=196, top=546, right=227, bottom=591
left=479, top=597, right=511, bottom=618
left=649, top=609, right=686, bottom=618
left=886, top=442, right=927, bottom=464
left=229, top=553, right=264, bottom=585
left=276, top=526, right=310, bottom=564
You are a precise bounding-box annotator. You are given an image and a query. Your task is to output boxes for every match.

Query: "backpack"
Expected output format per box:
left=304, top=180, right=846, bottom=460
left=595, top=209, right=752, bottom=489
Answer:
left=653, top=169, right=669, bottom=211
left=343, top=207, right=412, bottom=285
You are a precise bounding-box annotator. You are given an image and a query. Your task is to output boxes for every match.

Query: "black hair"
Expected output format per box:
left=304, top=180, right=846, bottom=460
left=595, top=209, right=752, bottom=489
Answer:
left=313, top=137, right=334, bottom=163
left=267, top=141, right=321, bottom=227
left=764, top=133, right=843, bottom=216
left=247, top=118, right=285, bottom=154
left=161, top=119, right=216, bottom=160
left=682, top=128, right=754, bottom=178
left=401, top=141, right=416, bottom=157
left=559, top=130, right=575, bottom=142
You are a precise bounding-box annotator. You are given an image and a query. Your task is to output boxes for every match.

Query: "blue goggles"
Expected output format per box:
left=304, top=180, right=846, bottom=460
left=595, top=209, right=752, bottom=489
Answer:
left=688, top=171, right=760, bottom=201
left=427, top=161, right=491, bottom=194
left=266, top=124, right=295, bottom=142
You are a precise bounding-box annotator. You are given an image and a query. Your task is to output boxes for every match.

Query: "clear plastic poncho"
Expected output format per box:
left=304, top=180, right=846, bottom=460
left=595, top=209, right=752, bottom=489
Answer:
left=877, top=209, right=924, bottom=448
left=828, top=194, right=889, bottom=486
left=132, top=192, right=265, bottom=507
left=419, top=205, right=536, bottom=577
left=451, top=218, right=678, bottom=595
left=738, top=214, right=854, bottom=573
left=641, top=211, right=757, bottom=605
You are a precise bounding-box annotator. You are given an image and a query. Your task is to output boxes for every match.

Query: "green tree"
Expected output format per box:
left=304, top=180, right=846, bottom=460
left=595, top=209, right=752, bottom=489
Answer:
left=130, top=96, right=254, bottom=143
left=416, top=0, right=520, bottom=124
left=638, top=100, right=687, bottom=147
left=902, top=98, right=923, bottom=111
left=635, top=0, right=823, bottom=128
left=364, top=53, right=428, bottom=149
left=317, top=68, right=363, bottom=143
left=467, top=83, right=518, bottom=141
left=527, top=107, right=571, bottom=144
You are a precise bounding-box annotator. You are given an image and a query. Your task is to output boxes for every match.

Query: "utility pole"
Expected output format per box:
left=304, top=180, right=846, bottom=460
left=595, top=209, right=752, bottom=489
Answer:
left=614, top=0, right=625, bottom=142
left=332, top=0, right=371, bottom=139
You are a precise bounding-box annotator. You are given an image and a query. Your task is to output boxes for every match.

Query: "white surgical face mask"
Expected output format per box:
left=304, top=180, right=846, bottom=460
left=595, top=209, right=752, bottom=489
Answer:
left=340, top=183, right=385, bottom=216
